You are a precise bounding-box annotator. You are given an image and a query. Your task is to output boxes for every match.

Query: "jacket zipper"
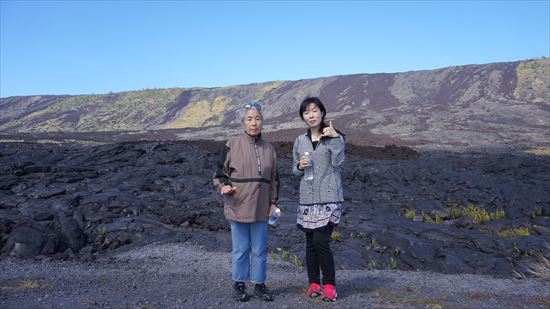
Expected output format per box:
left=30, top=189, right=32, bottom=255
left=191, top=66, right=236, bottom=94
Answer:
left=254, top=140, right=262, bottom=176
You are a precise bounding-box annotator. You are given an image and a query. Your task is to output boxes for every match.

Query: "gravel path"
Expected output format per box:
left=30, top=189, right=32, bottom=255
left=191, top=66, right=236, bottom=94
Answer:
left=1, top=242, right=548, bottom=309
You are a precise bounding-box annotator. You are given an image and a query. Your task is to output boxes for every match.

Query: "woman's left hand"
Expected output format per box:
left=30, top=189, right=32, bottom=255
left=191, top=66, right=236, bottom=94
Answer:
left=269, top=204, right=281, bottom=217
left=322, top=121, right=339, bottom=138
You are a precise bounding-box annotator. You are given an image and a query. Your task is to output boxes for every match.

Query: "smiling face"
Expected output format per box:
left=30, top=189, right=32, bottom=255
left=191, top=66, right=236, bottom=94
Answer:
left=302, top=103, right=324, bottom=129
left=242, top=108, right=262, bottom=136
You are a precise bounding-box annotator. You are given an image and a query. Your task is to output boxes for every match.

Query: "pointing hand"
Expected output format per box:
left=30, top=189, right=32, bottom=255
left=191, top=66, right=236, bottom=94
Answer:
left=221, top=185, right=238, bottom=195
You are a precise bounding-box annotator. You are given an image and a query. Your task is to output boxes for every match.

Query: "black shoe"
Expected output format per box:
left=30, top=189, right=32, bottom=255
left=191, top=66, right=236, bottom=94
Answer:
left=233, top=281, right=249, bottom=302
left=254, top=283, right=273, bottom=302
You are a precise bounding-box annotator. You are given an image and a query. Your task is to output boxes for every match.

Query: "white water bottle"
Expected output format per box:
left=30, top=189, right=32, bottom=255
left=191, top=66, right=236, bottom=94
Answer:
left=268, top=208, right=281, bottom=226
left=304, top=151, right=314, bottom=181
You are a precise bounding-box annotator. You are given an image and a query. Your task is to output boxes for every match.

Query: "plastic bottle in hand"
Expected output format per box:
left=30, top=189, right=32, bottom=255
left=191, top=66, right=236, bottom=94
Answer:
left=268, top=208, right=281, bottom=226
left=304, top=151, right=314, bottom=181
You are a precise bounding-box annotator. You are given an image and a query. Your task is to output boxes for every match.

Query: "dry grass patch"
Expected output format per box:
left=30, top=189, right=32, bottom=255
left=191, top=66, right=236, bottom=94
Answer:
left=530, top=206, right=544, bottom=218
left=446, top=202, right=505, bottom=224
left=0, top=278, right=42, bottom=290
left=524, top=147, right=550, bottom=156
left=497, top=227, right=530, bottom=237
left=404, top=209, right=416, bottom=220
left=520, top=249, right=550, bottom=280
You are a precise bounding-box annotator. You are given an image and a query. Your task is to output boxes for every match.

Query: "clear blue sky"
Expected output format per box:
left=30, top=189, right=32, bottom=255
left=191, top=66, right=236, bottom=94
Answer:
left=1, top=1, right=549, bottom=97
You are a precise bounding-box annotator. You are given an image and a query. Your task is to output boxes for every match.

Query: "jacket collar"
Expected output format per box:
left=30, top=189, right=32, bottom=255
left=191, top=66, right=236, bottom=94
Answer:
left=306, top=122, right=328, bottom=142
left=244, top=131, right=262, bottom=144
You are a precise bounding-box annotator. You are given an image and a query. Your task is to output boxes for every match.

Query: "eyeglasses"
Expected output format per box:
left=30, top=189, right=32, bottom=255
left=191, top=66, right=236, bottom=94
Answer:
left=244, top=102, right=262, bottom=110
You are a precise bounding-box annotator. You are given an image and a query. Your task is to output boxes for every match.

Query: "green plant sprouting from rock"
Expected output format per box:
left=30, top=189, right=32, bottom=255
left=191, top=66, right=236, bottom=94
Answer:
left=271, top=248, right=302, bottom=267
left=529, top=207, right=543, bottom=219
left=389, top=257, right=397, bottom=269
left=498, top=227, right=530, bottom=238
left=445, top=202, right=505, bottom=224
left=330, top=229, right=342, bottom=242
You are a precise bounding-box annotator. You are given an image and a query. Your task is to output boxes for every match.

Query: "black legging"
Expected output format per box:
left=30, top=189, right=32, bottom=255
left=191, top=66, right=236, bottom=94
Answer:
left=305, top=225, right=335, bottom=286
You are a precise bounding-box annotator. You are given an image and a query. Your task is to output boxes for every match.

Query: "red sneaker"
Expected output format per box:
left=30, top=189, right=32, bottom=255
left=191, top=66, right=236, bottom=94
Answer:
left=306, top=283, right=322, bottom=298
left=322, top=284, right=337, bottom=302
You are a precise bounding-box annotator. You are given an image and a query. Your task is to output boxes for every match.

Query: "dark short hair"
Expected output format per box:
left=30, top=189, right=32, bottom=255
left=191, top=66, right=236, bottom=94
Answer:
left=299, top=97, right=326, bottom=122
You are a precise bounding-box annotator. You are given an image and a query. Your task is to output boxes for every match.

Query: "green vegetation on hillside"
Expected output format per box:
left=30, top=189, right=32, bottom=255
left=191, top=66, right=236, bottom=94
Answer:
left=256, top=81, right=283, bottom=101
left=1, top=59, right=547, bottom=133
left=164, top=95, right=231, bottom=128
left=0, top=89, right=183, bottom=132
left=514, top=57, right=549, bottom=103
left=0, top=95, right=101, bottom=131
left=81, top=88, right=182, bottom=131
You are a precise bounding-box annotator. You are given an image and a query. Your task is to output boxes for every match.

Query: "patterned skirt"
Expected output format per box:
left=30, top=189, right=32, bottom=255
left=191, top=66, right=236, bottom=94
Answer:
left=297, top=203, right=341, bottom=231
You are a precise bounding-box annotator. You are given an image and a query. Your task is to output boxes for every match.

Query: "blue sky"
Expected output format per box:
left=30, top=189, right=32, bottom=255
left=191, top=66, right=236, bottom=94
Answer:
left=1, top=1, right=548, bottom=98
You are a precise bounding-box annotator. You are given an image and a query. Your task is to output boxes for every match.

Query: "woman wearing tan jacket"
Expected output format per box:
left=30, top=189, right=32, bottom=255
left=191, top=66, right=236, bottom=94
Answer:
left=213, top=102, right=279, bottom=302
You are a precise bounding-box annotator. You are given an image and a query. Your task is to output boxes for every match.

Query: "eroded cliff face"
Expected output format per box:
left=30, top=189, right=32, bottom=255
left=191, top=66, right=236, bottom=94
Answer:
left=1, top=58, right=549, bottom=148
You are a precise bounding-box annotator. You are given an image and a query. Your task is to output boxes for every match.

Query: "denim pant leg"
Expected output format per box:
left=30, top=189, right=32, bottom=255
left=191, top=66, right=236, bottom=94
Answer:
left=230, top=221, right=251, bottom=282
left=250, top=222, right=268, bottom=284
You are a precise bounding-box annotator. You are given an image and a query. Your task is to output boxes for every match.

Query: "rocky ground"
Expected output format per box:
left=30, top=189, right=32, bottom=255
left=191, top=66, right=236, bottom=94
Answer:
left=0, top=137, right=549, bottom=307
left=1, top=242, right=549, bottom=309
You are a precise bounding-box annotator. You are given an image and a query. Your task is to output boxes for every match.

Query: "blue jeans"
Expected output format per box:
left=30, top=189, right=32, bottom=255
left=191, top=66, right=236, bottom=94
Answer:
left=229, top=221, right=268, bottom=284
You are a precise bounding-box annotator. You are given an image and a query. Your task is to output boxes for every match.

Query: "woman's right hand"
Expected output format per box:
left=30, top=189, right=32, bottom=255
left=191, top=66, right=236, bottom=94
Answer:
left=221, top=185, right=238, bottom=195
left=299, top=155, right=310, bottom=170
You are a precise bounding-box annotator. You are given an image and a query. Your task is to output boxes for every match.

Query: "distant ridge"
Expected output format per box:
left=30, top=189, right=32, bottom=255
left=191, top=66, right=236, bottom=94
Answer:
left=1, top=58, right=548, bottom=148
